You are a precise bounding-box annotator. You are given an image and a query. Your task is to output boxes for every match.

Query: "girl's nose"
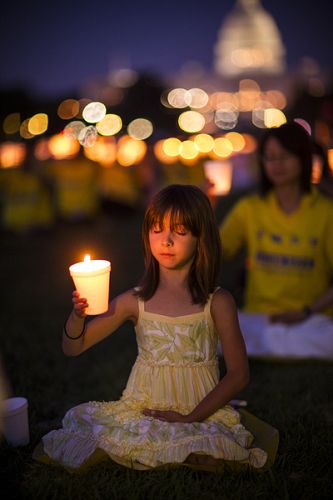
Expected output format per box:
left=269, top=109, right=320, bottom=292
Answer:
left=162, top=230, right=173, bottom=246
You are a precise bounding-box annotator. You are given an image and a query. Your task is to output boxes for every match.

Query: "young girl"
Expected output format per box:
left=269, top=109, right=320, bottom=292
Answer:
left=40, top=184, right=268, bottom=470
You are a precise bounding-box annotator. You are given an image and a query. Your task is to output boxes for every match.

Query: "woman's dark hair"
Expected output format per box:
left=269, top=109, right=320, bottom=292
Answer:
left=136, top=184, right=221, bottom=305
left=258, top=122, right=313, bottom=195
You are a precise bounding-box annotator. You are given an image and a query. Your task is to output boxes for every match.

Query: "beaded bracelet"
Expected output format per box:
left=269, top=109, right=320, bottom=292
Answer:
left=63, top=320, right=86, bottom=340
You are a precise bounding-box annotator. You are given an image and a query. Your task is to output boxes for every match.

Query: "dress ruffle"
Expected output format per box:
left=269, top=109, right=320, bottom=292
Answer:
left=42, top=400, right=267, bottom=469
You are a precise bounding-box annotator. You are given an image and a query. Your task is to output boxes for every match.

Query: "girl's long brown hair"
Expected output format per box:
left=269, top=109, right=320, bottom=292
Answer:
left=135, top=184, right=221, bottom=305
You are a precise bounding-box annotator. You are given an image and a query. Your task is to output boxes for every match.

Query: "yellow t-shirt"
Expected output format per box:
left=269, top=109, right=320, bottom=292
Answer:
left=219, top=188, right=333, bottom=314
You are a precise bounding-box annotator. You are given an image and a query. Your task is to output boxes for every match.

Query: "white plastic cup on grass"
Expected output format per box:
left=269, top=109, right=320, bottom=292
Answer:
left=3, top=397, right=30, bottom=446
left=69, top=255, right=111, bottom=315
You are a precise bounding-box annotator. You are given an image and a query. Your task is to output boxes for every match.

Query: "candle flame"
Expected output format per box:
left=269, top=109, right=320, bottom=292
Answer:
left=84, top=254, right=91, bottom=262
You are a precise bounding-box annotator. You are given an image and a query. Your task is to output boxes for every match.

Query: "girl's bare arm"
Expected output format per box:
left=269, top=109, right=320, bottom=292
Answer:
left=62, top=289, right=138, bottom=356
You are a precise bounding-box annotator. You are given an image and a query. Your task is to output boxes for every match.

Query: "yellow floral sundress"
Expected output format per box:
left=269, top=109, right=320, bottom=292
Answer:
left=42, top=293, right=267, bottom=470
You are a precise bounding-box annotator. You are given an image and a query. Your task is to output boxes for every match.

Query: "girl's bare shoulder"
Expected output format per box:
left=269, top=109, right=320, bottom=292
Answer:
left=113, top=288, right=139, bottom=323
left=210, top=288, right=237, bottom=317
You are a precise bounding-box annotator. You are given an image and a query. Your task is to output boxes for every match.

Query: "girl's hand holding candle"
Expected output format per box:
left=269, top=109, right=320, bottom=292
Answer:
left=72, top=291, right=88, bottom=318
left=69, top=254, right=111, bottom=315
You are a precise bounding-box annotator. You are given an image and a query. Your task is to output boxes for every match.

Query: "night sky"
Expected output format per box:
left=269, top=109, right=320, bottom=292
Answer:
left=1, top=0, right=333, bottom=98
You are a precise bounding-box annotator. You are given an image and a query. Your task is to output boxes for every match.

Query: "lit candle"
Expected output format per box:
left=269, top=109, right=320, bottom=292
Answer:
left=204, top=160, right=233, bottom=196
left=69, top=254, right=111, bottom=315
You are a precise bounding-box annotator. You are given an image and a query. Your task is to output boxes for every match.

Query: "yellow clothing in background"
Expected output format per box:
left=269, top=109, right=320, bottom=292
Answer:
left=0, top=169, right=53, bottom=232
left=47, top=158, right=99, bottom=220
left=220, top=188, right=333, bottom=315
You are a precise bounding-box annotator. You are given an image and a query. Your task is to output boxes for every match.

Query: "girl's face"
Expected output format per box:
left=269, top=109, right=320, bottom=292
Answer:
left=149, top=211, right=197, bottom=272
left=262, top=137, right=302, bottom=188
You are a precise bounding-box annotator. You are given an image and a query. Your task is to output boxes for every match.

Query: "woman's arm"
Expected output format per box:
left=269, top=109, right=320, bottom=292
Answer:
left=143, top=289, right=249, bottom=423
left=62, top=289, right=138, bottom=356
left=270, top=286, right=333, bottom=324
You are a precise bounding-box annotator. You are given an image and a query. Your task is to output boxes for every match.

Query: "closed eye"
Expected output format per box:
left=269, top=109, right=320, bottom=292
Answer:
left=174, top=224, right=187, bottom=235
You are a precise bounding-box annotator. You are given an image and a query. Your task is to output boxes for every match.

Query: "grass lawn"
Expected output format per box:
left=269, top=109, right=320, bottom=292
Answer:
left=0, top=201, right=332, bottom=500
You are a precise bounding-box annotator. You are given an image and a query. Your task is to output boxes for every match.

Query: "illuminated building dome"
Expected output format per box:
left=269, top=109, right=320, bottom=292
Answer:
left=214, top=0, right=286, bottom=77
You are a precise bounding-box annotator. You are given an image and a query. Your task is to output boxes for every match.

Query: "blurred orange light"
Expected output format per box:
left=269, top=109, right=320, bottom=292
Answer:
left=20, top=119, right=34, bottom=139
left=241, top=134, right=257, bottom=154
left=3, top=113, right=21, bottom=135
left=57, top=99, right=80, bottom=120
left=0, top=142, right=26, bottom=168
left=84, top=136, right=117, bottom=167
left=48, top=133, right=80, bottom=159
left=154, top=140, right=178, bottom=164
left=117, top=135, right=147, bottom=166
left=224, top=132, right=245, bottom=152
left=328, top=149, right=333, bottom=175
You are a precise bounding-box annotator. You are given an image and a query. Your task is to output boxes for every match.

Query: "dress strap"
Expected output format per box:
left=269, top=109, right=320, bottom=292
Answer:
left=136, top=296, right=145, bottom=317
left=203, top=287, right=220, bottom=326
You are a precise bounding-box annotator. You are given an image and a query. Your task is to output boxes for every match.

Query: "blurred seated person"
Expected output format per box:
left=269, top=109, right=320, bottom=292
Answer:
left=46, top=148, right=100, bottom=222
left=219, top=122, right=333, bottom=359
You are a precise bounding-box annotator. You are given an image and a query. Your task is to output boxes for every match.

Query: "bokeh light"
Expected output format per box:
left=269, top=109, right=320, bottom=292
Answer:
left=3, top=113, right=21, bottom=135
left=117, top=135, right=147, bottom=166
left=0, top=142, right=26, bottom=168
left=96, top=114, right=123, bottom=136
left=82, top=102, right=106, bottom=123
left=78, top=126, right=98, bottom=147
left=28, top=113, right=48, bottom=135
left=178, top=111, right=205, bottom=133
left=224, top=132, right=245, bottom=152
left=20, top=119, right=34, bottom=139
left=167, top=88, right=188, bottom=108
left=212, top=137, right=233, bottom=158
left=57, top=99, right=80, bottom=120
left=264, top=108, right=287, bottom=128
left=127, top=118, right=153, bottom=140
left=154, top=140, right=178, bottom=164
left=186, top=88, right=209, bottom=109
left=64, top=120, right=86, bottom=139
left=84, top=136, right=117, bottom=167
left=193, top=133, right=214, bottom=153
left=48, top=133, right=80, bottom=159
left=162, top=138, right=181, bottom=157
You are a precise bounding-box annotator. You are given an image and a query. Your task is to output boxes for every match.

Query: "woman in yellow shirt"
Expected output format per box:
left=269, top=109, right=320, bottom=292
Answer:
left=220, top=122, right=333, bottom=359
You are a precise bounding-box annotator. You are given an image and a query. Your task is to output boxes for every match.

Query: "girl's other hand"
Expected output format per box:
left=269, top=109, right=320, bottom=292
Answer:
left=72, top=290, right=88, bottom=318
left=142, top=408, right=190, bottom=423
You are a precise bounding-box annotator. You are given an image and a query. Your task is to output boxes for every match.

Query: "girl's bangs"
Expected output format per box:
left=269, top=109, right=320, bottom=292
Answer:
left=148, top=202, right=199, bottom=234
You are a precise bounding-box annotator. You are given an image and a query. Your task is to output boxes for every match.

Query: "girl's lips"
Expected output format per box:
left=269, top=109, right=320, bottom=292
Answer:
left=160, top=253, right=175, bottom=256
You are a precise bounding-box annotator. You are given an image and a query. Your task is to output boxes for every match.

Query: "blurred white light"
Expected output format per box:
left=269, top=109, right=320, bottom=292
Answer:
left=82, top=102, right=106, bottom=123
left=78, top=125, right=97, bottom=147
left=127, top=118, right=153, bottom=140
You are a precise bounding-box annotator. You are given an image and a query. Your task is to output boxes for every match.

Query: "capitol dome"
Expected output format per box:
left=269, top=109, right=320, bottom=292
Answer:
left=214, top=0, right=286, bottom=77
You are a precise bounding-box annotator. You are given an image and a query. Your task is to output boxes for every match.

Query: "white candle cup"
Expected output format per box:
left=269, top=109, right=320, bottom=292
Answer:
left=204, top=160, right=233, bottom=196
left=69, top=259, right=111, bottom=315
left=3, top=397, right=30, bottom=447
